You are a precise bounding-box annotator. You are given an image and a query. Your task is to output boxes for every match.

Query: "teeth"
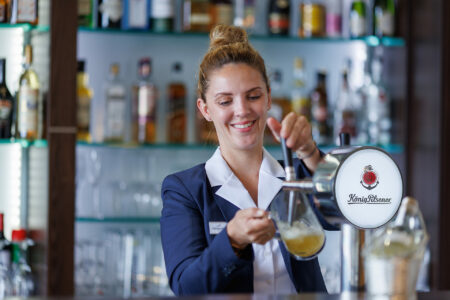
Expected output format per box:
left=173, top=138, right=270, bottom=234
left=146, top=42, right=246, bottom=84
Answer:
left=233, top=122, right=253, bottom=129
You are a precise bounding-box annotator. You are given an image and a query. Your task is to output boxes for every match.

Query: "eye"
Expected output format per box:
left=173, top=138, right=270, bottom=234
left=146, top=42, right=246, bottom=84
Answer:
left=217, top=97, right=232, bottom=106
left=248, top=94, right=262, bottom=101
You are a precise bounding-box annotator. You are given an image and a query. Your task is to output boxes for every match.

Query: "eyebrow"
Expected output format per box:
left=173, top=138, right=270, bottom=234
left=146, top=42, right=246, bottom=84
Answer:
left=213, top=87, right=263, bottom=99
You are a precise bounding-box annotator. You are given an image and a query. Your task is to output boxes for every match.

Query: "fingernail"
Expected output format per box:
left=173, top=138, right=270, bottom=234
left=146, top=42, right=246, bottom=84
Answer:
left=256, top=210, right=265, bottom=217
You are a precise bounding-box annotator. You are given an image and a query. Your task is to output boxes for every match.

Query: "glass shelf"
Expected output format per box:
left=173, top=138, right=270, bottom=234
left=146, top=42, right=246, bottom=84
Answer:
left=76, top=217, right=160, bottom=223
left=76, top=141, right=404, bottom=154
left=0, top=23, right=49, bottom=32
left=78, top=27, right=405, bottom=47
left=0, top=138, right=47, bottom=148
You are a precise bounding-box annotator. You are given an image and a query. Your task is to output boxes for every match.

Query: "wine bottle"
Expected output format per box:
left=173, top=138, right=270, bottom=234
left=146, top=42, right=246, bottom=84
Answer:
left=349, top=0, right=367, bottom=37
left=268, top=0, right=290, bottom=35
left=0, top=0, right=8, bottom=23
left=311, top=70, right=330, bottom=145
left=210, top=0, right=232, bottom=28
left=78, top=0, right=94, bottom=27
left=10, top=0, right=38, bottom=25
left=373, top=0, right=395, bottom=37
left=183, top=0, right=211, bottom=32
left=0, top=58, right=14, bottom=139
left=77, top=60, right=93, bottom=142
left=104, top=63, right=127, bottom=143
left=167, top=62, right=186, bottom=143
left=122, top=0, right=150, bottom=29
left=151, top=0, right=174, bottom=32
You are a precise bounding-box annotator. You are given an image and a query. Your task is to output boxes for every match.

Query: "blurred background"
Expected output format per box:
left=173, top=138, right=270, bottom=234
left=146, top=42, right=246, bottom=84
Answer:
left=0, top=0, right=449, bottom=297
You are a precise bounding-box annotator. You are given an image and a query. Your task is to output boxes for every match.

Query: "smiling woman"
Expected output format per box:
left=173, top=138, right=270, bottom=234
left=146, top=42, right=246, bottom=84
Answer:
left=160, top=25, right=326, bottom=296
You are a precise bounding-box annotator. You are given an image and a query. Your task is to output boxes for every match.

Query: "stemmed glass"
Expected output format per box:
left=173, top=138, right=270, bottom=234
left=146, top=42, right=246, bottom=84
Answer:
left=86, top=149, right=102, bottom=218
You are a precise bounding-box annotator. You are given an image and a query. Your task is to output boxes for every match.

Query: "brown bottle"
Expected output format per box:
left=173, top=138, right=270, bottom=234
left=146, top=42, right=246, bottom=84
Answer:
left=167, top=62, right=186, bottom=143
left=310, top=70, right=330, bottom=145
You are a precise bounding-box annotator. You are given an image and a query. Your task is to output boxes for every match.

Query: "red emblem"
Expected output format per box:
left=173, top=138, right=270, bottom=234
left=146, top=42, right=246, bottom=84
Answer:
left=360, top=165, right=379, bottom=190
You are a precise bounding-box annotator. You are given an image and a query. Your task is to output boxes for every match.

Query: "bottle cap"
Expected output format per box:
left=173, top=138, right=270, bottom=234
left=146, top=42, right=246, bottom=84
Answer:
left=12, top=229, right=27, bottom=241
left=172, top=62, right=182, bottom=72
left=138, top=58, right=152, bottom=77
left=110, top=63, right=119, bottom=75
left=77, top=60, right=85, bottom=72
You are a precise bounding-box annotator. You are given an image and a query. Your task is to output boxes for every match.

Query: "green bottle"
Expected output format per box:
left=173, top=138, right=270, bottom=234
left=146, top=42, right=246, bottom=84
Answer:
left=373, top=0, right=396, bottom=37
left=350, top=1, right=367, bottom=37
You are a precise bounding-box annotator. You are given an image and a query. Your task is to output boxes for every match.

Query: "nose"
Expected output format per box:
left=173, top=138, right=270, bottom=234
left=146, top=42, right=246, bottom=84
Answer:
left=234, top=96, right=250, bottom=117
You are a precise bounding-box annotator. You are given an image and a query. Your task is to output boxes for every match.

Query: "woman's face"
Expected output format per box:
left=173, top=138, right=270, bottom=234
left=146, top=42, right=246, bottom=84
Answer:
left=197, top=63, right=271, bottom=152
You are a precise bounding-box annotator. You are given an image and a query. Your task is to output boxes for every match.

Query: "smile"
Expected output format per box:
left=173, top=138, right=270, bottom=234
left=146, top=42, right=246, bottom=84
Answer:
left=231, top=121, right=256, bottom=129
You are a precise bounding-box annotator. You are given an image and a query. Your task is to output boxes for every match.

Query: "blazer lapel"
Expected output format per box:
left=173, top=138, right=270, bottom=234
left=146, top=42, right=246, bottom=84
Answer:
left=212, top=186, right=241, bottom=222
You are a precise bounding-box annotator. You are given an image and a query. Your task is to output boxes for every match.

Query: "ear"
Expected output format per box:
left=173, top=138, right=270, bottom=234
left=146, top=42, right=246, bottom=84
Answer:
left=197, top=98, right=212, bottom=121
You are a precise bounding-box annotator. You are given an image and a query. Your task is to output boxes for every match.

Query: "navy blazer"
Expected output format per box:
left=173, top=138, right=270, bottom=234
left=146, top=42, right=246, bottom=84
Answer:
left=160, top=158, right=328, bottom=295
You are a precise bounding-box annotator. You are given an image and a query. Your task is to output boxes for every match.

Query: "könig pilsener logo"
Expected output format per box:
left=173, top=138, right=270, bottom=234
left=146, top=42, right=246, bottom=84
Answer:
left=360, top=165, right=379, bottom=190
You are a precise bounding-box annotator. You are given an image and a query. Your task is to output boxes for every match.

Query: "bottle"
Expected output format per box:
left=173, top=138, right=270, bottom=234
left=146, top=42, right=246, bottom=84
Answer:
left=0, top=0, right=8, bottom=23
left=299, top=0, right=326, bottom=38
left=78, top=0, right=95, bottom=27
left=265, top=70, right=291, bottom=144
left=326, top=0, right=342, bottom=37
left=310, top=70, right=330, bottom=145
left=16, top=45, right=40, bottom=140
left=9, top=0, right=38, bottom=25
left=183, top=0, right=211, bottom=32
left=10, top=229, right=33, bottom=296
left=349, top=0, right=367, bottom=37
left=151, top=0, right=175, bottom=32
left=233, top=0, right=255, bottom=31
left=291, top=57, right=311, bottom=121
left=373, top=0, right=395, bottom=37
left=167, top=62, right=186, bottom=143
left=98, top=0, right=123, bottom=29
left=76, top=60, right=93, bottom=142
left=0, top=213, right=12, bottom=298
left=210, top=0, right=232, bottom=28
left=131, top=58, right=157, bottom=144
left=122, top=0, right=150, bottom=29
left=334, top=70, right=357, bottom=145
left=104, top=63, right=127, bottom=143
left=268, top=0, right=290, bottom=35
left=0, top=59, right=14, bottom=139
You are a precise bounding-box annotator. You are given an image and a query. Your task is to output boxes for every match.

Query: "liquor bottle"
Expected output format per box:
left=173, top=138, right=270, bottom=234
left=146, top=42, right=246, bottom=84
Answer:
left=0, top=213, right=12, bottom=298
left=310, top=70, right=330, bottom=145
left=131, top=58, right=157, bottom=144
left=349, top=0, right=367, bottom=37
left=299, top=0, right=326, bottom=38
left=268, top=0, right=289, bottom=35
left=104, top=63, right=127, bottom=143
left=373, top=0, right=395, bottom=37
left=334, top=70, right=357, bottom=145
left=10, top=0, right=38, bottom=25
left=122, top=0, right=150, bottom=29
left=98, top=0, right=123, bottom=29
left=78, top=0, right=94, bottom=27
left=167, top=62, right=186, bottom=143
left=76, top=60, right=93, bottom=142
left=16, top=45, right=40, bottom=140
left=10, top=229, right=34, bottom=296
left=183, top=0, right=211, bottom=32
left=151, top=0, right=174, bottom=32
left=233, top=0, right=255, bottom=30
left=265, top=70, right=291, bottom=144
left=0, top=0, right=8, bottom=23
left=326, top=0, right=342, bottom=37
left=0, top=58, right=14, bottom=139
left=210, top=0, right=232, bottom=28
left=291, top=57, right=311, bottom=121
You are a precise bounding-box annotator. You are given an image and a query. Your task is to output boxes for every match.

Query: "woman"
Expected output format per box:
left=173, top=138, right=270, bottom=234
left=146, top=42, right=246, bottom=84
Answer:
left=160, top=25, right=325, bottom=295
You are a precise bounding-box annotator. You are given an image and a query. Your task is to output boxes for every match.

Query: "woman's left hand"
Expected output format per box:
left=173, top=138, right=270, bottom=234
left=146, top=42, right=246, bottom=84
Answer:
left=267, top=112, right=316, bottom=157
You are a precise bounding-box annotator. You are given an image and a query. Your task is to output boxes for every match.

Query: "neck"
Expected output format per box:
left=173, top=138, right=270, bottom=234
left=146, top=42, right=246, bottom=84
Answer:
left=219, top=143, right=264, bottom=178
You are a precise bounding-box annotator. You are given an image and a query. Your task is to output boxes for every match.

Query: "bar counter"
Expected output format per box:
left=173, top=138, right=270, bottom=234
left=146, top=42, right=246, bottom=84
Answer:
left=7, top=292, right=450, bottom=300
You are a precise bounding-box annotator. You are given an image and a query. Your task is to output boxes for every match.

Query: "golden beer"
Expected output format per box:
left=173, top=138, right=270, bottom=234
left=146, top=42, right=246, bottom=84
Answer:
left=279, top=221, right=325, bottom=258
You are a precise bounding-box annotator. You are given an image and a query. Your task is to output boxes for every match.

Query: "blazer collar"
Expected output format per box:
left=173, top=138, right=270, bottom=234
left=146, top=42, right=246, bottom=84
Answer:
left=205, top=147, right=285, bottom=211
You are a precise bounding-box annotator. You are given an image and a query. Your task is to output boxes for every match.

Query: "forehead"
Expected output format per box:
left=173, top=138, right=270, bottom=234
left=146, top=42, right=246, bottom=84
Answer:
left=207, top=63, right=266, bottom=91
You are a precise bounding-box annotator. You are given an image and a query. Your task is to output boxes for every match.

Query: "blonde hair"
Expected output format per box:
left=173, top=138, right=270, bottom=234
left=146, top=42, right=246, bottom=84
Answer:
left=197, top=25, right=270, bottom=101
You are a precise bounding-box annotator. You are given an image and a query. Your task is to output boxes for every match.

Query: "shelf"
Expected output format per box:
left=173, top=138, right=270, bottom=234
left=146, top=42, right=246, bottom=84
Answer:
left=0, top=138, right=47, bottom=148
left=76, top=217, right=160, bottom=223
left=0, top=23, right=49, bottom=32
left=78, top=27, right=405, bottom=47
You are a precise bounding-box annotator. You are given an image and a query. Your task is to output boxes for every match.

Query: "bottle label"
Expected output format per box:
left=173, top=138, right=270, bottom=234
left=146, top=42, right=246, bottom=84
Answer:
left=78, top=0, right=92, bottom=16
left=128, top=0, right=148, bottom=27
left=0, top=99, right=12, bottom=120
left=301, top=4, right=325, bottom=36
left=18, top=86, right=38, bottom=136
left=151, top=0, right=174, bottom=18
left=350, top=12, right=366, bottom=37
left=269, top=13, right=289, bottom=32
left=100, top=0, right=123, bottom=22
left=381, top=12, right=394, bottom=36
left=106, top=98, right=126, bottom=139
left=77, top=95, right=91, bottom=131
left=17, top=0, right=37, bottom=22
left=190, top=13, right=210, bottom=26
left=137, top=85, right=156, bottom=123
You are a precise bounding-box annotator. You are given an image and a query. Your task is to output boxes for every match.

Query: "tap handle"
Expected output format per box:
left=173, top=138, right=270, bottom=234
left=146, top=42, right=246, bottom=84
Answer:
left=339, top=132, right=351, bottom=147
left=281, top=138, right=293, bottom=168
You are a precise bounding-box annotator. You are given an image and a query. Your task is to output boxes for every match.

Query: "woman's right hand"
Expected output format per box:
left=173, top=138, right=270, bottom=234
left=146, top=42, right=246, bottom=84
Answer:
left=226, top=208, right=276, bottom=249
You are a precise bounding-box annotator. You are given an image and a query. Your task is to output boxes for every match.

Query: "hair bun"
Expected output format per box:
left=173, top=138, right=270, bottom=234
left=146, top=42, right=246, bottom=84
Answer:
left=209, top=25, right=248, bottom=50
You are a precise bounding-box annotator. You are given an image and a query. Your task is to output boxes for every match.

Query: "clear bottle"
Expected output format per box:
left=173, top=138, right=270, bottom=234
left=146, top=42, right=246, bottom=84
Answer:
left=123, top=0, right=151, bottom=30
left=10, top=0, right=38, bottom=25
left=299, top=0, right=326, bottom=38
left=334, top=70, right=357, bottom=145
left=183, top=0, right=211, bottom=32
left=104, top=63, right=127, bottom=143
left=326, top=0, right=342, bottom=37
left=268, top=0, right=290, bottom=36
left=77, top=60, right=94, bottom=142
left=233, top=0, right=255, bottom=31
left=310, top=70, right=330, bottom=145
left=291, top=57, right=311, bottom=121
left=98, top=0, right=123, bottom=29
left=151, top=0, right=175, bottom=32
left=349, top=0, right=367, bottom=37
left=10, top=229, right=34, bottom=297
left=167, top=62, right=186, bottom=143
left=16, top=45, right=40, bottom=140
left=131, top=58, right=158, bottom=144
left=373, top=0, right=396, bottom=37
left=0, top=58, right=14, bottom=139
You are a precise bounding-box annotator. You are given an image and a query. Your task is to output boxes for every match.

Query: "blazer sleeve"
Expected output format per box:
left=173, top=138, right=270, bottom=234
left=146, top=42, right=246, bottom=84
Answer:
left=160, top=174, right=253, bottom=295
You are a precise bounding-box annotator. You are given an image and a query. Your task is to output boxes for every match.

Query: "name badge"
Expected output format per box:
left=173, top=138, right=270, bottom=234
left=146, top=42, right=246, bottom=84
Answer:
left=209, top=222, right=227, bottom=235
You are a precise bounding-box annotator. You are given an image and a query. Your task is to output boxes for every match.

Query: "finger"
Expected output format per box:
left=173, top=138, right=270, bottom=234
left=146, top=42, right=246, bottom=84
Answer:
left=280, top=112, right=297, bottom=140
left=286, top=117, right=304, bottom=148
left=266, top=117, right=281, bottom=142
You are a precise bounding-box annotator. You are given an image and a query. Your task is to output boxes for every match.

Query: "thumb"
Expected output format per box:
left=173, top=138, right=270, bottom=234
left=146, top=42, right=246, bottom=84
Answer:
left=267, top=117, right=281, bottom=142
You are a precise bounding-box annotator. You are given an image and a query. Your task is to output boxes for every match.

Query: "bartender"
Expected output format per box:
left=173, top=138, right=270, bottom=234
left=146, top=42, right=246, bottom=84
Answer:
left=160, top=24, right=325, bottom=295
